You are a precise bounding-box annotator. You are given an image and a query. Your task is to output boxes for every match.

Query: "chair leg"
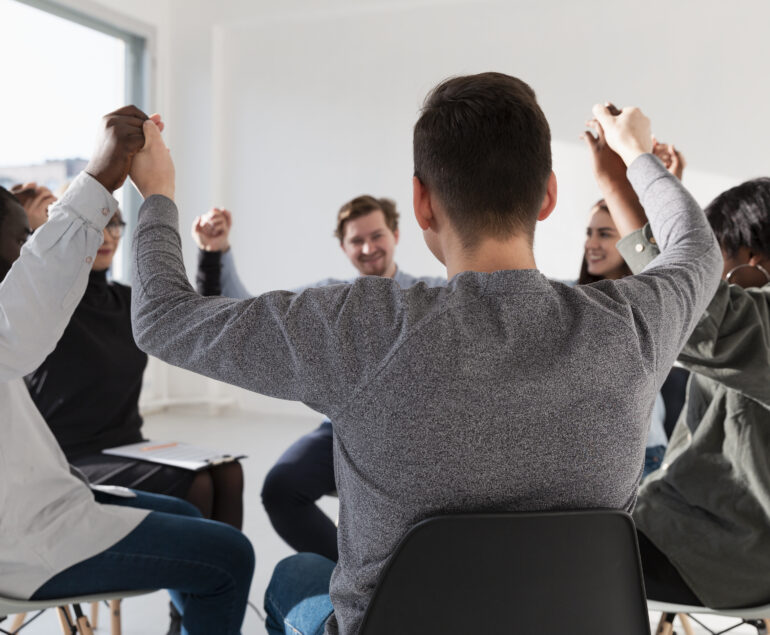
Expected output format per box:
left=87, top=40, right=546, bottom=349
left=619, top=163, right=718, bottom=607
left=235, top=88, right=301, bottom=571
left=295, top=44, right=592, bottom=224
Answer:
left=9, top=613, right=26, bottom=632
left=655, top=612, right=675, bottom=635
left=110, top=599, right=122, bottom=635
left=72, top=604, right=93, bottom=635
left=678, top=614, right=696, bottom=635
left=90, top=602, right=99, bottom=630
left=57, top=606, right=77, bottom=635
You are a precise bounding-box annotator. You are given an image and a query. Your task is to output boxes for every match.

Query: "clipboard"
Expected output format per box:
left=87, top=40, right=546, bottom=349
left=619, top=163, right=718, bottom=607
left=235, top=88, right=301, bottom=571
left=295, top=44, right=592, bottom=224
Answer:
left=103, top=440, right=246, bottom=472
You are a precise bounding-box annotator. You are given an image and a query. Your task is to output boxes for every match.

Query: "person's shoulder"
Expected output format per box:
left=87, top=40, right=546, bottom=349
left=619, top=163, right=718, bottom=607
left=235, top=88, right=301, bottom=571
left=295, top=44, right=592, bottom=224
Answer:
left=394, top=267, right=446, bottom=289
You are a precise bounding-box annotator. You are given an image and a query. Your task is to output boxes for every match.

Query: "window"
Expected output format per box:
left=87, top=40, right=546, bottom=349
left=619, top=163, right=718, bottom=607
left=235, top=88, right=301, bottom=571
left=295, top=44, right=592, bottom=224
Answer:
left=0, top=0, right=148, bottom=280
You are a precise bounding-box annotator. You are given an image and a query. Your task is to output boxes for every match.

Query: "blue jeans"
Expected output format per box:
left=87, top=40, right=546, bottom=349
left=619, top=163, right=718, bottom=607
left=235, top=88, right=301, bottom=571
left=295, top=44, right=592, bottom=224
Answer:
left=264, top=553, right=335, bottom=635
left=31, top=489, right=254, bottom=635
left=643, top=445, right=666, bottom=478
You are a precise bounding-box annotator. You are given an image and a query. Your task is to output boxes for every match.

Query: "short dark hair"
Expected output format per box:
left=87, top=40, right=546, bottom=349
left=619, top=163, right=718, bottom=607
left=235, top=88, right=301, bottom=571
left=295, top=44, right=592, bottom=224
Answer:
left=334, top=195, right=399, bottom=243
left=413, top=72, right=552, bottom=247
left=705, top=177, right=770, bottom=259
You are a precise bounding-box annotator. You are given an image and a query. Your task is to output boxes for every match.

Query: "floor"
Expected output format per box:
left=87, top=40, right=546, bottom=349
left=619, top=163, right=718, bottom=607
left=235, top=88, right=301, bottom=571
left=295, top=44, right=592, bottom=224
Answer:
left=4, top=408, right=760, bottom=634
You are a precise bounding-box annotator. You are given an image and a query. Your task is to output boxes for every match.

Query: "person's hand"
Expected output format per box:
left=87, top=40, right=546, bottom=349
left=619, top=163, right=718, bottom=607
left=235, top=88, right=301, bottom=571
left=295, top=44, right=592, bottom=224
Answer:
left=581, top=119, right=629, bottom=193
left=85, top=106, right=151, bottom=193
left=129, top=114, right=175, bottom=200
left=10, top=182, right=56, bottom=230
left=191, top=208, right=232, bottom=251
left=652, top=138, right=686, bottom=180
left=592, top=103, right=653, bottom=167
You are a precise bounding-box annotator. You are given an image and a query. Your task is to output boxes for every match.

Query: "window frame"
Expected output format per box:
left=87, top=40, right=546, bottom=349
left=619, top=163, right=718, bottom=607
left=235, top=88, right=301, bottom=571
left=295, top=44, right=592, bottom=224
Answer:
left=13, top=0, right=153, bottom=278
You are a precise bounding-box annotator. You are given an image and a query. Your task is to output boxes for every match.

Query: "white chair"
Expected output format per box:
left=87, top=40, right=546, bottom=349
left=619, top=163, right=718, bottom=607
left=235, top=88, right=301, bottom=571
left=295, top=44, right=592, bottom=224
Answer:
left=649, top=599, right=770, bottom=635
left=0, top=590, right=151, bottom=635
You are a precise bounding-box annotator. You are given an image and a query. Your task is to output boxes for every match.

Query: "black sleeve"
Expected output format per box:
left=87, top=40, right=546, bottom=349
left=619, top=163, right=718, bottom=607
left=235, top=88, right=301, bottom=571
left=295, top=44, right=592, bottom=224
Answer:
left=196, top=249, right=223, bottom=296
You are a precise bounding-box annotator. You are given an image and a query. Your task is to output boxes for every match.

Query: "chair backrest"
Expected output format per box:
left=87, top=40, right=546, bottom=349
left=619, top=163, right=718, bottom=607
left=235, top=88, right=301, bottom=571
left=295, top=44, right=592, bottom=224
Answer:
left=358, top=509, right=650, bottom=635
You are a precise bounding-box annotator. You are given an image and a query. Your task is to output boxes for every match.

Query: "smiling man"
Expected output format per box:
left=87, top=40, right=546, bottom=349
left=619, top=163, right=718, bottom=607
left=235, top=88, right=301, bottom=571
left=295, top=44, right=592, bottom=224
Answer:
left=193, top=193, right=445, bottom=563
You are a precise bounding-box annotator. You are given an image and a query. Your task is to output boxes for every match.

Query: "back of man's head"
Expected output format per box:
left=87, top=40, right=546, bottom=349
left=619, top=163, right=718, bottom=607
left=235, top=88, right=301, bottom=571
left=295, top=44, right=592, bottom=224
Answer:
left=413, top=72, right=552, bottom=247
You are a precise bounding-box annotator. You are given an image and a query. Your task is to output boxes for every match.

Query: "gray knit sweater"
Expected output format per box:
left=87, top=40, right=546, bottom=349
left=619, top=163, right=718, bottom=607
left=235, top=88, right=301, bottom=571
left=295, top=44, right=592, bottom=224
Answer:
left=131, top=154, right=721, bottom=634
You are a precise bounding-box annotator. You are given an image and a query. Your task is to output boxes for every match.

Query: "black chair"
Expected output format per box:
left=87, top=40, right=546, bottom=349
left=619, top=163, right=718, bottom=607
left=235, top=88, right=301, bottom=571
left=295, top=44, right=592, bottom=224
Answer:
left=359, top=510, right=650, bottom=635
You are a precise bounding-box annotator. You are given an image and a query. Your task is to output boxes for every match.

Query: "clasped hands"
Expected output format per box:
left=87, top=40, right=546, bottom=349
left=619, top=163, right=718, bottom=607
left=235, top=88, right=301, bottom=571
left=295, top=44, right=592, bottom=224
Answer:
left=84, top=105, right=175, bottom=200
left=581, top=103, right=685, bottom=191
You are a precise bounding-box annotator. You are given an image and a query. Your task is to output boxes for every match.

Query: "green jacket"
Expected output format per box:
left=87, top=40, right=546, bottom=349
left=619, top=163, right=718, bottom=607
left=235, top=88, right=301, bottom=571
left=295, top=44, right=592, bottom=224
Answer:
left=619, top=226, right=770, bottom=608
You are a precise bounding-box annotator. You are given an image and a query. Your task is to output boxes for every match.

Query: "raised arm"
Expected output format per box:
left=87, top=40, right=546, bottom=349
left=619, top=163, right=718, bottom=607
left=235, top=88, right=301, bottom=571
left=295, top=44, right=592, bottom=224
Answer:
left=0, top=105, right=149, bottom=380
left=129, top=121, right=384, bottom=414
left=0, top=175, right=114, bottom=380
left=192, top=208, right=252, bottom=299
left=586, top=104, right=722, bottom=378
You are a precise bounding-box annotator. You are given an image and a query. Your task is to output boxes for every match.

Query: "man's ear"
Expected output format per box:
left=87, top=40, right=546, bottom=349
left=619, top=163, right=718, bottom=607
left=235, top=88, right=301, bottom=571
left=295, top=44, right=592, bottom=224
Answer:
left=537, top=171, right=558, bottom=222
left=413, top=176, right=433, bottom=231
left=393, top=228, right=400, bottom=244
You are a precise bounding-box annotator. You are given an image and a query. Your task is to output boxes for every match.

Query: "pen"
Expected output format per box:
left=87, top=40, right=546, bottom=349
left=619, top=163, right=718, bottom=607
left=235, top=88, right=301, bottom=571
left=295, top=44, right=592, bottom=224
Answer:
left=141, top=442, right=178, bottom=452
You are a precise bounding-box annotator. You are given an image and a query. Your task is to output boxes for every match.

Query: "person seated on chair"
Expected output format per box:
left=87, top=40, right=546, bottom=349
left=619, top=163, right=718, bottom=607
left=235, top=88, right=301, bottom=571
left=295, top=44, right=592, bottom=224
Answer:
left=583, top=117, right=770, bottom=609
left=24, top=196, right=245, bottom=634
left=24, top=197, right=245, bottom=533
left=128, top=76, right=722, bottom=635
left=0, top=107, right=253, bottom=635
left=191, top=196, right=445, bottom=562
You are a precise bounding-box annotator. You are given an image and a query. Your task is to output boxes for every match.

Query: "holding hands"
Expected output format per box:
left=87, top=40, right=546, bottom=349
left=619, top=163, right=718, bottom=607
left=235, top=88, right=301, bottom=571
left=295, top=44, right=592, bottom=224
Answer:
left=192, top=208, right=232, bottom=252
left=85, top=106, right=152, bottom=193
left=129, top=115, right=175, bottom=200
left=590, top=103, right=653, bottom=167
left=83, top=105, right=174, bottom=200
left=652, top=139, right=686, bottom=180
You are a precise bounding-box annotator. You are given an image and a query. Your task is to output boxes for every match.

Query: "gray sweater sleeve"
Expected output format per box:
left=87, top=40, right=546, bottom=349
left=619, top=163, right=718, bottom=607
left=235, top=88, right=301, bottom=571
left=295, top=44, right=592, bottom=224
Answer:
left=606, top=154, right=722, bottom=378
left=130, top=196, right=402, bottom=414
left=220, top=249, right=253, bottom=299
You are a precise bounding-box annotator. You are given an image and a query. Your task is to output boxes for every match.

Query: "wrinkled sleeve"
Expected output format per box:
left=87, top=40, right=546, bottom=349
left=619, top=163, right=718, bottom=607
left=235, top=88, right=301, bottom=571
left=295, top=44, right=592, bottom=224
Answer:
left=602, top=155, right=722, bottom=381
left=220, top=249, right=252, bottom=299
left=0, top=173, right=114, bottom=381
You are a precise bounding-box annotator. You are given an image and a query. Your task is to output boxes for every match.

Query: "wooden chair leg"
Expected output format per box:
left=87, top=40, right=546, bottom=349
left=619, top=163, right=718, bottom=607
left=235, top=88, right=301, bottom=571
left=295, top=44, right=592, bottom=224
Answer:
left=90, top=602, right=99, bottom=630
left=72, top=604, right=94, bottom=635
left=678, top=614, right=696, bottom=635
left=110, top=598, right=122, bottom=635
left=57, top=606, right=76, bottom=635
left=9, top=612, right=26, bottom=632
left=655, top=612, right=675, bottom=635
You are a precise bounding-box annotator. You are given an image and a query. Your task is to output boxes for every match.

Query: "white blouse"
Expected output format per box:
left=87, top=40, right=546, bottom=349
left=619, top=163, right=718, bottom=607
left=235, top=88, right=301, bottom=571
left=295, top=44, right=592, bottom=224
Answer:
left=0, top=172, right=147, bottom=599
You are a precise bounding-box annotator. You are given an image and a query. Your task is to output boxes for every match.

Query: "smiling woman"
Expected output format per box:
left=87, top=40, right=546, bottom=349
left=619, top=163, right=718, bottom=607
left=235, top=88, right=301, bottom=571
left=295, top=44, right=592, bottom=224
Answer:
left=577, top=200, right=631, bottom=284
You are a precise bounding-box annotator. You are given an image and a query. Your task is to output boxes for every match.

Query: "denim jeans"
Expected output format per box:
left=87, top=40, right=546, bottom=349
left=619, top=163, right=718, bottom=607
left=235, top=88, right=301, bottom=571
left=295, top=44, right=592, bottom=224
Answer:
left=265, top=553, right=335, bottom=635
left=31, top=489, right=255, bottom=635
left=643, top=444, right=667, bottom=478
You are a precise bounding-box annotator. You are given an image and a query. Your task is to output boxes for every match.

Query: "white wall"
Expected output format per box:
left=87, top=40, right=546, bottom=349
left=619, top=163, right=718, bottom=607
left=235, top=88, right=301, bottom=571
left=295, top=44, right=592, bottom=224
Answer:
left=79, top=0, right=770, bottom=414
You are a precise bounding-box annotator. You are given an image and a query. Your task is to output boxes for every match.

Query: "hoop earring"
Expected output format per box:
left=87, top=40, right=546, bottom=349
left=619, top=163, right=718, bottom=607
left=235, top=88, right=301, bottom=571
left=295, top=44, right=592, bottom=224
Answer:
left=725, top=263, right=770, bottom=284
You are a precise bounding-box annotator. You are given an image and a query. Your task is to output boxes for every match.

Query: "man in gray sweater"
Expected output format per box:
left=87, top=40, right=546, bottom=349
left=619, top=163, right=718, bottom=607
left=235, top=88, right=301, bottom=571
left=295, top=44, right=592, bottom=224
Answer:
left=129, top=74, right=722, bottom=634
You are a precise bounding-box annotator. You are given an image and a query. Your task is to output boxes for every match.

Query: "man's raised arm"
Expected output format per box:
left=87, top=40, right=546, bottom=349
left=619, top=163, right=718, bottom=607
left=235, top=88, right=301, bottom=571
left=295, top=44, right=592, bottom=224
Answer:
left=128, top=122, right=385, bottom=415
left=586, top=104, right=722, bottom=377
